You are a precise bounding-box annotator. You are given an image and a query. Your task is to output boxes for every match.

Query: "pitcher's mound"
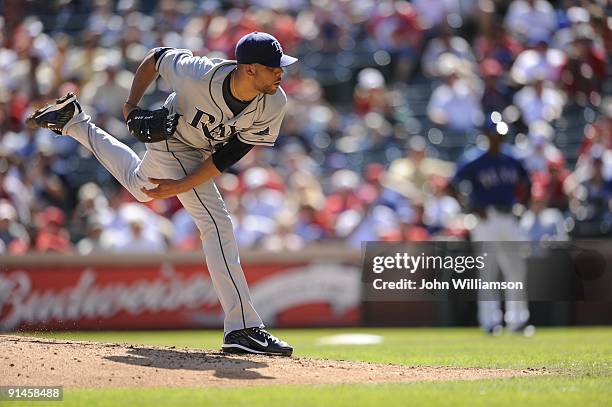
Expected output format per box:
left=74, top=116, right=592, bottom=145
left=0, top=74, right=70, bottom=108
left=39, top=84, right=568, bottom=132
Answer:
left=1, top=335, right=545, bottom=388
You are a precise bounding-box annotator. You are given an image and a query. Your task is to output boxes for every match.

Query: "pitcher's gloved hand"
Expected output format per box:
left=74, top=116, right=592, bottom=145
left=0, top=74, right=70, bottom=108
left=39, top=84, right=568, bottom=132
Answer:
left=126, top=107, right=179, bottom=143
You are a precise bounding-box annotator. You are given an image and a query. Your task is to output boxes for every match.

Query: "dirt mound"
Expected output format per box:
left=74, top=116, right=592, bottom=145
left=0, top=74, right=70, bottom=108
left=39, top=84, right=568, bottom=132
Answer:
left=1, top=335, right=545, bottom=388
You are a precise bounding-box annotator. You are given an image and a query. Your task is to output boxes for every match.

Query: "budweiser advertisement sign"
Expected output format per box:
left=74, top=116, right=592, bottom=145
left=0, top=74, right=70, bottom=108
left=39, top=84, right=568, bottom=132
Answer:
left=0, top=259, right=361, bottom=331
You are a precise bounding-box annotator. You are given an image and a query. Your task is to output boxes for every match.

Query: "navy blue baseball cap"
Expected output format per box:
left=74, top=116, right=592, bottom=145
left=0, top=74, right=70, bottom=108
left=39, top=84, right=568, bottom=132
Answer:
left=235, top=32, right=298, bottom=68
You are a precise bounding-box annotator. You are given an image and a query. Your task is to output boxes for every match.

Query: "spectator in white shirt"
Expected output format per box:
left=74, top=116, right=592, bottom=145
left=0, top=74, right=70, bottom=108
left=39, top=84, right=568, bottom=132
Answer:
left=516, top=121, right=564, bottom=174
left=80, top=59, right=131, bottom=119
left=510, top=38, right=565, bottom=85
left=422, top=176, right=461, bottom=232
left=513, top=76, right=566, bottom=125
left=107, top=203, right=167, bottom=253
left=261, top=213, right=306, bottom=252
left=520, top=191, right=568, bottom=242
left=427, top=54, right=484, bottom=132
left=504, top=0, right=558, bottom=44
left=76, top=217, right=108, bottom=254
left=421, top=27, right=476, bottom=78
left=413, top=0, right=460, bottom=31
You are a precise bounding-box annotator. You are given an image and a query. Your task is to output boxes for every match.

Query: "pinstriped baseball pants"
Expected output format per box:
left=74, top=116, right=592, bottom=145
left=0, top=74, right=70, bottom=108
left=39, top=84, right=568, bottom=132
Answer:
left=64, top=113, right=263, bottom=333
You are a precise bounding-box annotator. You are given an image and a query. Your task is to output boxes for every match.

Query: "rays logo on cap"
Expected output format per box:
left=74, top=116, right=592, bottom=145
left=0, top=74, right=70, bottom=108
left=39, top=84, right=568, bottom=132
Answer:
left=271, top=40, right=282, bottom=53
left=235, top=31, right=298, bottom=68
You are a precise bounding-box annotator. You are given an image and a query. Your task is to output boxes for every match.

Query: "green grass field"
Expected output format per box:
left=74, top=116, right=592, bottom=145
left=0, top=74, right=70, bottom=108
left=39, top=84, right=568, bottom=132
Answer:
left=6, top=327, right=612, bottom=406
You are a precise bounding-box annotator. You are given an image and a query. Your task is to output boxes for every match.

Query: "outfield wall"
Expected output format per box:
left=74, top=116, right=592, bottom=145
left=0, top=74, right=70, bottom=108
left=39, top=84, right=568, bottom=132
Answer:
left=1, top=245, right=610, bottom=331
left=0, top=248, right=362, bottom=331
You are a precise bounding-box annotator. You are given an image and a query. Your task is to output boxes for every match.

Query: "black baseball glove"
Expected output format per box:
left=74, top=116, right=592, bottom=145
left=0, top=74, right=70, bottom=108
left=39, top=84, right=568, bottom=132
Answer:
left=126, top=107, right=179, bottom=143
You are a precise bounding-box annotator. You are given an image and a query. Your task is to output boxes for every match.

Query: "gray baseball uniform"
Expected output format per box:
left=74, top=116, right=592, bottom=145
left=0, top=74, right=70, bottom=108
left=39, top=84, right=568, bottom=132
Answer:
left=62, top=49, right=288, bottom=333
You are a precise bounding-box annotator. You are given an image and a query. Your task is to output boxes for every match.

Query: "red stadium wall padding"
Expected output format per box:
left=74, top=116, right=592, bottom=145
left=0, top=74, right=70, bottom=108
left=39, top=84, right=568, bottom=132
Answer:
left=0, top=259, right=361, bottom=331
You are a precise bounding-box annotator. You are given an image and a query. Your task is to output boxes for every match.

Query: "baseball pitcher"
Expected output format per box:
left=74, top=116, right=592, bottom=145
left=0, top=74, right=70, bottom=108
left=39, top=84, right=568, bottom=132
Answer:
left=27, top=32, right=297, bottom=356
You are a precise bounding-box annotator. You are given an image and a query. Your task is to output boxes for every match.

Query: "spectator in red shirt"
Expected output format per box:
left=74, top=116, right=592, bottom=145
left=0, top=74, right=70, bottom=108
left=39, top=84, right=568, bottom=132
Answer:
left=474, top=25, right=522, bottom=70
left=480, top=58, right=512, bottom=115
left=531, top=157, right=571, bottom=212
left=353, top=68, right=391, bottom=117
left=560, top=24, right=607, bottom=104
left=382, top=204, right=430, bottom=242
left=35, top=206, right=73, bottom=253
left=324, top=169, right=365, bottom=230
left=578, top=100, right=611, bottom=165
left=368, top=1, right=423, bottom=81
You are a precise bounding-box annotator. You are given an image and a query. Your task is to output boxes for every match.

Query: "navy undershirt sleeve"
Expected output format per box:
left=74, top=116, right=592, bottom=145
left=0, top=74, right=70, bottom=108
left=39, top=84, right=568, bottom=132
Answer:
left=152, top=47, right=173, bottom=65
left=212, top=137, right=254, bottom=172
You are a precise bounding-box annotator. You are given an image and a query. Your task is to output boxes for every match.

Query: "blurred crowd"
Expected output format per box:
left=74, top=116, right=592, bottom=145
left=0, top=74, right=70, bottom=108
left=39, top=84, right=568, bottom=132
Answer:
left=0, top=0, right=610, bottom=254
